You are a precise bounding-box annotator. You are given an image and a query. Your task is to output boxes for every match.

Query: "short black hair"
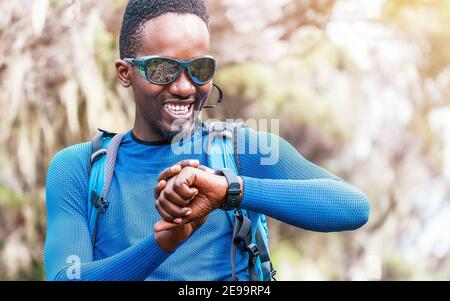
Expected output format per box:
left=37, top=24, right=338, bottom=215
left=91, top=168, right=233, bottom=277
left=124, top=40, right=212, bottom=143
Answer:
left=119, top=0, right=210, bottom=59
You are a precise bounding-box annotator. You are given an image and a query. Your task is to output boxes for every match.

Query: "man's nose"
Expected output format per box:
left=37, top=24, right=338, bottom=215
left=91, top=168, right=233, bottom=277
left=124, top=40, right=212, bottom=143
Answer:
left=169, top=69, right=196, bottom=97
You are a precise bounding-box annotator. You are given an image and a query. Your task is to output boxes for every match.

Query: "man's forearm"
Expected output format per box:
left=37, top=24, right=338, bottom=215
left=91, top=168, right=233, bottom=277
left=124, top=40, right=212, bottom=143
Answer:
left=51, top=235, right=172, bottom=281
left=239, top=176, right=370, bottom=232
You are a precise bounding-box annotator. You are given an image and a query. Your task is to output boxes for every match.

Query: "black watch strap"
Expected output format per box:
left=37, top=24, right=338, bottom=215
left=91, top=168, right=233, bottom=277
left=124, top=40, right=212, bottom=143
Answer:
left=215, top=168, right=242, bottom=210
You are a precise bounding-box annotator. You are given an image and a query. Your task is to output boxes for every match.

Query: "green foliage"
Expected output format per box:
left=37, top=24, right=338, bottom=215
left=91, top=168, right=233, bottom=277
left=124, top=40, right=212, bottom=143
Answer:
left=0, top=184, right=22, bottom=211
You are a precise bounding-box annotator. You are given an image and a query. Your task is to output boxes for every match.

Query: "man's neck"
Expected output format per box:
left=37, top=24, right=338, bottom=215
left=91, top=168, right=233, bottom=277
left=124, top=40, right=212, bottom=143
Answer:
left=132, top=121, right=198, bottom=145
left=131, top=125, right=165, bottom=144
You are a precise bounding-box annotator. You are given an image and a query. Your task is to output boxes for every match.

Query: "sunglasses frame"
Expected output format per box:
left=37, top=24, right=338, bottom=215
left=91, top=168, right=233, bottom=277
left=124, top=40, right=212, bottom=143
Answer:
left=123, top=55, right=217, bottom=85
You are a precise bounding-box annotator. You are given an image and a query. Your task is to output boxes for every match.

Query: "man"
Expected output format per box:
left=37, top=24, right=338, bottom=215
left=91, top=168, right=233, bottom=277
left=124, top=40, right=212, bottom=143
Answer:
left=44, top=0, right=370, bottom=281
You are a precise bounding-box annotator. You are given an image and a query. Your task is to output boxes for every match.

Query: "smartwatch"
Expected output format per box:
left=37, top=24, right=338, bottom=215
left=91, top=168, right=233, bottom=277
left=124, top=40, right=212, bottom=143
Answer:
left=214, top=168, right=242, bottom=210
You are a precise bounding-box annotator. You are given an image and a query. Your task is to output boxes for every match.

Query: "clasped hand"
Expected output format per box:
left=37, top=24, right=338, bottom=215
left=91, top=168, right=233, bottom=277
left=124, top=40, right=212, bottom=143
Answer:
left=154, top=160, right=239, bottom=233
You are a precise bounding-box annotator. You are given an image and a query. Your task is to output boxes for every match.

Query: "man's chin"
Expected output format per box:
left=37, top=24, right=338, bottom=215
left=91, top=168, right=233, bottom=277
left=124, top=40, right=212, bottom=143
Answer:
left=161, top=118, right=196, bottom=142
left=160, top=130, right=181, bottom=142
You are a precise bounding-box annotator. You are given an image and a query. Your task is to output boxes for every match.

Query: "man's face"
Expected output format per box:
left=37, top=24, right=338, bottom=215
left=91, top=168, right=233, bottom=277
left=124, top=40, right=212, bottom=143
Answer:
left=125, top=13, right=212, bottom=141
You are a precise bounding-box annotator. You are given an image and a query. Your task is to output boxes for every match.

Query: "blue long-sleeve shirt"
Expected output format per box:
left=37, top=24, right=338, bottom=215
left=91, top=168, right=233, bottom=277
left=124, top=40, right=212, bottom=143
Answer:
left=44, top=125, right=370, bottom=280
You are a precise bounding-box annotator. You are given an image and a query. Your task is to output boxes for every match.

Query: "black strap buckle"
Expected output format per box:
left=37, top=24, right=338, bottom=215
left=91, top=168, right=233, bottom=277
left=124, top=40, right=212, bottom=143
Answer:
left=91, top=190, right=109, bottom=213
left=270, top=269, right=277, bottom=280
left=246, top=243, right=259, bottom=264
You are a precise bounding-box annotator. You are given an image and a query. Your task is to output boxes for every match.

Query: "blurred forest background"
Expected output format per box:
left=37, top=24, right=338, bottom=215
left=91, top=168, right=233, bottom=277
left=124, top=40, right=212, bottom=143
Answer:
left=1, top=0, right=450, bottom=280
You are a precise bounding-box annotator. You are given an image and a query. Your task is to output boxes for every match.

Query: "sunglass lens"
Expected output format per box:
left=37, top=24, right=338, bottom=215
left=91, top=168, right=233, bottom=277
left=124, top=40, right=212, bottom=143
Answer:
left=147, top=58, right=179, bottom=84
left=189, top=57, right=215, bottom=84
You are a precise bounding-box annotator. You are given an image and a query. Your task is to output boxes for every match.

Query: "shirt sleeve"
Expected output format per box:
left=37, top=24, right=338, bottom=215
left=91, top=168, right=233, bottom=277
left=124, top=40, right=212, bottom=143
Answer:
left=44, top=143, right=172, bottom=281
left=238, top=127, right=370, bottom=232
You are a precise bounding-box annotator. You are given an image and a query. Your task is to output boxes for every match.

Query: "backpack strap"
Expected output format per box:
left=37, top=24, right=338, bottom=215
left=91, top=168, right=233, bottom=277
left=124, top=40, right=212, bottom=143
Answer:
left=256, top=225, right=277, bottom=281
left=87, top=130, right=124, bottom=251
left=88, top=129, right=117, bottom=176
left=204, top=121, right=276, bottom=281
left=231, top=210, right=260, bottom=281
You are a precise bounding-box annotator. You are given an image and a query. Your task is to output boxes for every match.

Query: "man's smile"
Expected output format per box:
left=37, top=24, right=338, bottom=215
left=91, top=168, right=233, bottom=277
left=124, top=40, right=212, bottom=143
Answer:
left=162, top=98, right=196, bottom=121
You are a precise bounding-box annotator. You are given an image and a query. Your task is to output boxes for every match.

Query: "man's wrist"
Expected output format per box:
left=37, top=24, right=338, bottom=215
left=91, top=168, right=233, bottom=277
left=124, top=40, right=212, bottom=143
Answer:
left=216, top=174, right=229, bottom=207
left=219, top=176, right=244, bottom=206
left=214, top=169, right=243, bottom=210
left=154, top=232, right=183, bottom=253
left=237, top=176, right=244, bottom=202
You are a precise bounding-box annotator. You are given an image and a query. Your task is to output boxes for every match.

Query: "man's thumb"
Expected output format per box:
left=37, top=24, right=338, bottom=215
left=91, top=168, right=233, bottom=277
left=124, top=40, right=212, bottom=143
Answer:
left=154, top=220, right=179, bottom=232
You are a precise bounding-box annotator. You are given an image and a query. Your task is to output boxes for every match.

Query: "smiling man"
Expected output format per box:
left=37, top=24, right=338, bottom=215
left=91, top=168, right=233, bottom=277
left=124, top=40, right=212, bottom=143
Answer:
left=44, top=0, right=370, bottom=281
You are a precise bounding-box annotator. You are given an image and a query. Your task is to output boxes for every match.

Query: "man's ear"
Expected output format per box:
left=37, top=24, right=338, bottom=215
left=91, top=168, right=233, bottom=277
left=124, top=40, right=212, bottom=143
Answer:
left=115, top=59, right=132, bottom=87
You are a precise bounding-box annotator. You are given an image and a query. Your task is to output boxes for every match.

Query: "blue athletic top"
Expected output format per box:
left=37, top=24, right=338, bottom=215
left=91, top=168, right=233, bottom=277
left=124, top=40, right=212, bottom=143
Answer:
left=44, top=125, right=370, bottom=280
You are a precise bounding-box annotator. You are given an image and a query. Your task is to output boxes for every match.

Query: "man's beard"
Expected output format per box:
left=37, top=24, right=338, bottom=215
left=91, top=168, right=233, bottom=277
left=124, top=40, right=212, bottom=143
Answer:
left=154, top=117, right=198, bottom=143
left=160, top=128, right=181, bottom=142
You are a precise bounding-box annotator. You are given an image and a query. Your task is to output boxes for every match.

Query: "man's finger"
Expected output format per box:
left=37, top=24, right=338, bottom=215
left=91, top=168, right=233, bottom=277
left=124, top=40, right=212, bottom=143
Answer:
left=155, top=210, right=203, bottom=232
left=157, top=160, right=199, bottom=182
left=159, top=196, right=192, bottom=218
left=172, top=178, right=199, bottom=200
left=155, top=199, right=182, bottom=223
left=153, top=180, right=166, bottom=199
left=163, top=187, right=192, bottom=207
left=154, top=220, right=180, bottom=232
left=154, top=212, right=209, bottom=233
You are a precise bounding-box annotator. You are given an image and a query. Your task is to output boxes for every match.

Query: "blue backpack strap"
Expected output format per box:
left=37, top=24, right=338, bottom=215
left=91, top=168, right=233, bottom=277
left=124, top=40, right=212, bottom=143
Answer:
left=256, top=217, right=276, bottom=281
left=87, top=130, right=124, bottom=251
left=204, top=121, right=276, bottom=281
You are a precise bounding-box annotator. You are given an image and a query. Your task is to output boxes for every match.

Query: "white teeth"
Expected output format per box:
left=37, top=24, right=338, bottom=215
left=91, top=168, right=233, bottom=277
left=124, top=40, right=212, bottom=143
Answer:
left=164, top=104, right=191, bottom=115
